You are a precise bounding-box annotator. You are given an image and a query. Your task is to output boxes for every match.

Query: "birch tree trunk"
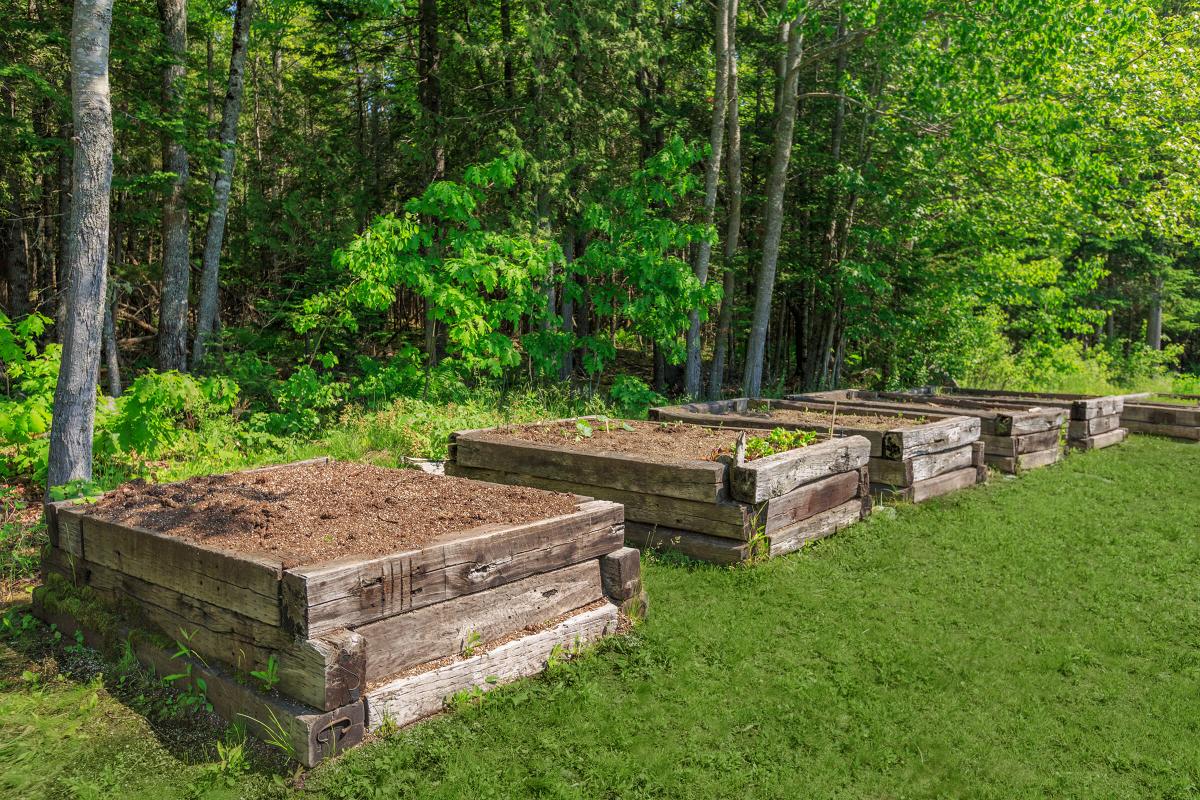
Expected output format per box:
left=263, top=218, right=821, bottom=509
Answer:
left=683, top=0, right=732, bottom=398
left=193, top=0, right=256, bottom=367
left=48, top=0, right=113, bottom=488
left=742, top=7, right=805, bottom=397
left=155, top=0, right=191, bottom=372
left=707, top=0, right=741, bottom=400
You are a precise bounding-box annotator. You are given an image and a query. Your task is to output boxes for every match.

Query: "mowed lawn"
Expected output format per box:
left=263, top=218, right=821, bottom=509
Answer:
left=3, top=436, right=1199, bottom=799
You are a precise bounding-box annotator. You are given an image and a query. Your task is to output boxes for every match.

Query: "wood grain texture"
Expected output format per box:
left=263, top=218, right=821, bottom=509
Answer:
left=357, top=560, right=604, bottom=682
left=1069, top=427, right=1127, bottom=451
left=599, top=547, right=642, bottom=601
left=1121, top=403, right=1200, bottom=426
left=64, top=555, right=358, bottom=710
left=873, top=465, right=980, bottom=503
left=1067, top=415, right=1121, bottom=437
left=1123, top=419, right=1200, bottom=441
left=76, top=513, right=283, bottom=625
left=624, top=521, right=751, bottom=565
left=729, top=435, right=870, bottom=502
left=981, top=429, right=1061, bottom=457
left=762, top=470, right=862, bottom=530
left=985, top=447, right=1062, bottom=474
left=767, top=497, right=864, bottom=557
left=284, top=500, right=623, bottom=637
left=453, top=431, right=726, bottom=503
left=869, top=444, right=974, bottom=488
left=366, top=603, right=619, bottom=730
left=443, top=463, right=754, bottom=539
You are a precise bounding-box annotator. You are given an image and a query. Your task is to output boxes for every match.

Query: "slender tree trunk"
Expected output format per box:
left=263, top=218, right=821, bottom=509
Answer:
left=500, top=0, right=514, bottom=102
left=418, top=0, right=444, bottom=182
left=684, top=0, right=732, bottom=398
left=742, top=6, right=805, bottom=397
left=56, top=78, right=72, bottom=329
left=1147, top=275, right=1164, bottom=350
left=560, top=231, right=576, bottom=380
left=3, top=183, right=32, bottom=319
left=193, top=0, right=256, bottom=367
left=156, top=0, right=192, bottom=372
left=707, top=0, right=740, bottom=399
left=48, top=0, right=113, bottom=488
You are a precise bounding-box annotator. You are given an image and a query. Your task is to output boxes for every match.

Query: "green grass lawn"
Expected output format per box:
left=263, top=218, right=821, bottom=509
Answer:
left=3, top=436, right=1200, bottom=799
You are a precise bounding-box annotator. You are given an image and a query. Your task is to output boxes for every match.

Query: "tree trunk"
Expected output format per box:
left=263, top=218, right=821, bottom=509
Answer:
left=560, top=232, right=576, bottom=380
left=155, top=0, right=192, bottom=372
left=683, top=0, right=732, bottom=398
left=707, top=0, right=741, bottom=400
left=48, top=0, right=114, bottom=488
left=193, top=0, right=256, bottom=367
left=1147, top=274, right=1163, bottom=350
left=418, top=0, right=444, bottom=182
left=742, top=6, right=805, bottom=397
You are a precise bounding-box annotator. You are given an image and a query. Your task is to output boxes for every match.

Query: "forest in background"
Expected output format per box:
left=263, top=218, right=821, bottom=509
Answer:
left=3, top=0, right=1200, bottom=492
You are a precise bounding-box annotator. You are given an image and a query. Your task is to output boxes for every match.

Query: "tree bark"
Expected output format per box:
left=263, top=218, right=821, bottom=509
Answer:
left=1147, top=274, right=1163, bottom=350
left=707, top=0, right=740, bottom=400
left=418, top=0, right=444, bottom=182
left=193, top=0, right=256, bottom=367
left=48, top=0, right=114, bottom=488
left=683, top=0, right=732, bottom=398
left=155, top=0, right=192, bottom=372
left=742, top=5, right=805, bottom=397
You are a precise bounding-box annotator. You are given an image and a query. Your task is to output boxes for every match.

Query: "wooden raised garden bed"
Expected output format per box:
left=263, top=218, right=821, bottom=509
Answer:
left=35, top=458, right=636, bottom=766
left=1118, top=395, right=1200, bottom=442
left=786, top=389, right=1066, bottom=474
left=896, top=387, right=1130, bottom=451
left=444, top=418, right=872, bottom=565
left=650, top=399, right=984, bottom=503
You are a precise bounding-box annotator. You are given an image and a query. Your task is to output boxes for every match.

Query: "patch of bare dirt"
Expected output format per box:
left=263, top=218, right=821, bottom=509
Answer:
left=83, top=461, right=579, bottom=567
left=483, top=419, right=757, bottom=464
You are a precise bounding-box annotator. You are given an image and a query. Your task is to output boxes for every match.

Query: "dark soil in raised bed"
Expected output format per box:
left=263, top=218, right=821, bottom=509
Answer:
left=485, top=420, right=760, bottom=464
left=84, top=461, right=580, bottom=567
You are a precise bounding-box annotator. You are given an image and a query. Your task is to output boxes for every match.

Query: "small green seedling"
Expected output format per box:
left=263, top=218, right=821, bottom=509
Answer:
left=250, top=654, right=281, bottom=692
left=574, top=419, right=594, bottom=439
left=462, top=629, right=483, bottom=657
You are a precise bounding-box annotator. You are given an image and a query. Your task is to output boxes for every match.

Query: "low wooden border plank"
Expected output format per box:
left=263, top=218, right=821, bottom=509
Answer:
left=768, top=498, right=865, bottom=558
left=762, top=470, right=862, bottom=530
left=1124, top=419, right=1200, bottom=441
left=357, top=560, right=604, bottom=682
left=366, top=603, right=619, bottom=729
left=285, top=500, right=623, bottom=637
left=624, top=522, right=751, bottom=565
left=73, top=512, right=283, bottom=626
left=443, top=463, right=752, bottom=540
left=1070, top=427, right=1127, bottom=451
left=454, top=433, right=726, bottom=503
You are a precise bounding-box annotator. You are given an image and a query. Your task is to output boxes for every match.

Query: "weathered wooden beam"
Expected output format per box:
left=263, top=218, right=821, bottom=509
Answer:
left=729, top=435, right=870, bottom=503
left=985, top=447, right=1061, bottom=474
left=873, top=465, right=980, bottom=503
left=1067, top=415, right=1121, bottom=438
left=869, top=444, right=974, bottom=488
left=981, top=429, right=1061, bottom=457
left=365, top=603, right=619, bottom=730
left=71, top=512, right=283, bottom=626
left=443, top=463, right=754, bottom=540
left=356, top=560, right=603, bottom=682
left=767, top=497, right=865, bottom=558
left=283, top=500, right=623, bottom=637
left=624, top=522, right=751, bottom=565
left=1069, top=427, right=1127, bottom=451
left=454, top=432, right=727, bottom=503
left=761, top=469, right=862, bottom=530
left=1121, top=404, right=1200, bottom=426
left=1123, top=419, right=1200, bottom=441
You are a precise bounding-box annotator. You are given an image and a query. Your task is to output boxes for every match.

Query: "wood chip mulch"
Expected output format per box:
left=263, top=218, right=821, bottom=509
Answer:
left=83, top=461, right=580, bottom=567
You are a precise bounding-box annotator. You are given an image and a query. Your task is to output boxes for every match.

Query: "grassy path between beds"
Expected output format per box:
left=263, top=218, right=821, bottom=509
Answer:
left=2, top=436, right=1199, bottom=799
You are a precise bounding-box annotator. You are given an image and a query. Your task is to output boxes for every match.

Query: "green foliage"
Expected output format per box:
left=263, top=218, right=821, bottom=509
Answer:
left=607, top=375, right=666, bottom=419
left=248, top=655, right=280, bottom=694
left=578, top=136, right=720, bottom=370
left=0, top=313, right=58, bottom=483
left=744, top=428, right=819, bottom=460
